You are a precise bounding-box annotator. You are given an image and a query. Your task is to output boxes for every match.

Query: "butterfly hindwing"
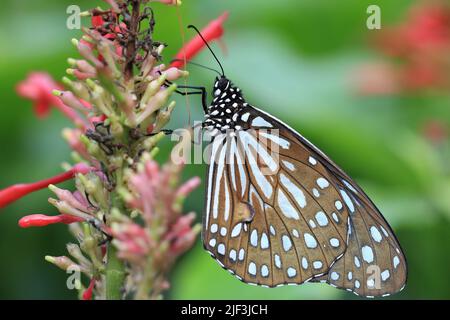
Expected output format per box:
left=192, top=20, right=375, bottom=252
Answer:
left=314, top=176, right=408, bottom=297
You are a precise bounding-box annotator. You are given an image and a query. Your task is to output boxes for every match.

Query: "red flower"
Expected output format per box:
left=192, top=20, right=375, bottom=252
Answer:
left=0, top=163, right=92, bottom=209
left=17, top=72, right=88, bottom=127
left=171, top=12, right=229, bottom=68
left=16, top=72, right=64, bottom=118
left=359, top=1, right=450, bottom=94
left=18, top=214, right=83, bottom=228
left=376, top=2, right=450, bottom=56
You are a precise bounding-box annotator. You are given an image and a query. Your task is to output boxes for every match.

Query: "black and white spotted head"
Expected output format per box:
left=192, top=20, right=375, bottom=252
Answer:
left=204, top=76, right=249, bottom=134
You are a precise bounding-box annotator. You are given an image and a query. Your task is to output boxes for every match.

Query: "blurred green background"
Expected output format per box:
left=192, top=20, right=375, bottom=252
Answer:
left=0, top=0, right=449, bottom=299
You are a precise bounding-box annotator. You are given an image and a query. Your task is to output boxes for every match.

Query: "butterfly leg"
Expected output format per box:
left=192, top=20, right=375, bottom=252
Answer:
left=163, top=79, right=208, bottom=113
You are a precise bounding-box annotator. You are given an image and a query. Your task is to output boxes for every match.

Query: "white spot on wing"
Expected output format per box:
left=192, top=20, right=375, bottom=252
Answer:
left=393, top=256, right=400, bottom=268
left=287, top=267, right=297, bottom=278
left=252, top=117, right=272, bottom=127
left=301, top=257, right=308, bottom=269
left=274, top=254, right=281, bottom=269
left=217, top=243, right=225, bottom=255
left=381, top=270, right=390, bottom=281
left=282, top=160, right=295, bottom=171
left=220, top=227, right=227, bottom=236
left=354, top=256, right=361, bottom=268
left=261, top=265, right=269, bottom=277
left=260, top=233, right=269, bottom=249
left=282, top=235, right=292, bottom=251
left=270, top=225, right=276, bottom=236
left=340, top=189, right=355, bottom=213
left=361, top=245, right=374, bottom=263
left=231, top=223, right=242, bottom=238
left=308, top=156, right=317, bottom=165
left=241, top=112, right=250, bottom=122
left=248, top=262, right=257, bottom=276
left=304, top=233, right=317, bottom=249
left=331, top=272, right=340, bottom=281
left=329, top=238, right=340, bottom=247
left=280, top=173, right=307, bottom=209
left=239, top=249, right=245, bottom=261
left=250, top=229, right=258, bottom=247
left=277, top=189, right=300, bottom=220
left=315, top=211, right=328, bottom=227
left=313, top=261, right=322, bottom=269
left=259, top=132, right=290, bottom=149
left=229, top=249, right=237, bottom=261
left=370, top=226, right=382, bottom=243
left=316, top=177, right=329, bottom=189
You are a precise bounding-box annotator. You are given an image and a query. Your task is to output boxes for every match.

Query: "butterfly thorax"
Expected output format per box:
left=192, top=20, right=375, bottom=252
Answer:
left=203, top=76, right=249, bottom=135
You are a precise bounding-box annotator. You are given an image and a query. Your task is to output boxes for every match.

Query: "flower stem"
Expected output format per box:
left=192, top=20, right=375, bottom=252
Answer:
left=105, top=244, right=126, bottom=300
left=124, top=0, right=142, bottom=81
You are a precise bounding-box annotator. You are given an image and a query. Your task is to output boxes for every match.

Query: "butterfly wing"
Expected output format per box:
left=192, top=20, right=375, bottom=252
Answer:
left=203, top=105, right=407, bottom=296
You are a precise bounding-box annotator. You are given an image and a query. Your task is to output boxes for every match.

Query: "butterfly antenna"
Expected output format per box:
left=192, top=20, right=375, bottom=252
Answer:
left=170, top=59, right=222, bottom=76
left=187, top=25, right=225, bottom=76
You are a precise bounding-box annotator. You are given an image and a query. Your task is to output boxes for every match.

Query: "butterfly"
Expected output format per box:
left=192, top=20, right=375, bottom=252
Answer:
left=181, top=26, right=407, bottom=298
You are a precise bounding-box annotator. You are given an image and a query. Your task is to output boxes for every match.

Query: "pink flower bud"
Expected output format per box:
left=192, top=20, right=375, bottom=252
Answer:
left=166, top=213, right=198, bottom=255
left=56, top=91, right=91, bottom=112
left=176, top=177, right=201, bottom=198
left=76, top=40, right=104, bottom=68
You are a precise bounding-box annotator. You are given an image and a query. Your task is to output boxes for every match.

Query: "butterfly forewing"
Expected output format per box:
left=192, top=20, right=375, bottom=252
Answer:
left=202, top=77, right=407, bottom=297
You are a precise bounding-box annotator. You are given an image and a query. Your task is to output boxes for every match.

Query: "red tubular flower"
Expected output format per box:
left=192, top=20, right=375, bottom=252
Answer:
left=82, top=278, right=96, bottom=300
left=17, top=72, right=88, bottom=127
left=171, top=12, right=229, bottom=68
left=18, top=214, right=83, bottom=228
left=0, top=163, right=92, bottom=209
left=16, top=72, right=64, bottom=118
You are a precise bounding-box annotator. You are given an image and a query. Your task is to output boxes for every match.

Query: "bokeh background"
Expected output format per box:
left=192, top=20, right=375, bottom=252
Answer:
left=0, top=0, right=449, bottom=299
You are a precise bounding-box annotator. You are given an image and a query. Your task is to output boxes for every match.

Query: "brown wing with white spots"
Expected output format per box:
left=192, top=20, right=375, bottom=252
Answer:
left=203, top=105, right=407, bottom=296
left=203, top=125, right=350, bottom=287
left=311, top=176, right=408, bottom=297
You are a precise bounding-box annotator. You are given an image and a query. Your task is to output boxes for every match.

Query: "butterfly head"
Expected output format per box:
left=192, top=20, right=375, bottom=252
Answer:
left=213, top=76, right=232, bottom=98
left=212, top=76, right=244, bottom=101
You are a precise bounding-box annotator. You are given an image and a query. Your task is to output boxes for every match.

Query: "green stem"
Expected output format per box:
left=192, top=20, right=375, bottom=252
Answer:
left=105, top=244, right=126, bottom=300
